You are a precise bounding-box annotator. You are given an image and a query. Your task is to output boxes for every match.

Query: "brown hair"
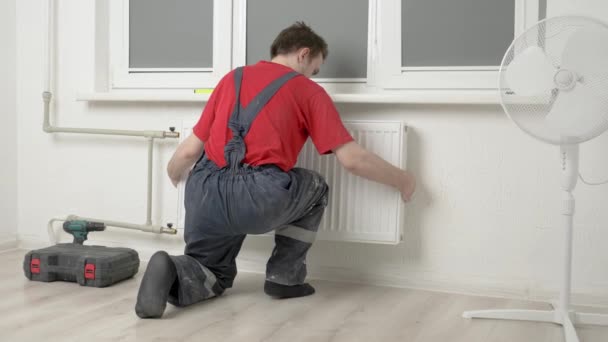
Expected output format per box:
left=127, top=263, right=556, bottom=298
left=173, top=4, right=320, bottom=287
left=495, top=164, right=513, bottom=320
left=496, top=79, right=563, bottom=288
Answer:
left=270, top=21, right=328, bottom=60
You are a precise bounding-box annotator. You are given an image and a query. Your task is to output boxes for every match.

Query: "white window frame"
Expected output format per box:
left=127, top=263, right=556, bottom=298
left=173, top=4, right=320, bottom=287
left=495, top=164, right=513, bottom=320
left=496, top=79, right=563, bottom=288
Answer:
left=108, top=0, right=232, bottom=89
left=374, top=0, right=540, bottom=90
left=232, top=0, right=370, bottom=92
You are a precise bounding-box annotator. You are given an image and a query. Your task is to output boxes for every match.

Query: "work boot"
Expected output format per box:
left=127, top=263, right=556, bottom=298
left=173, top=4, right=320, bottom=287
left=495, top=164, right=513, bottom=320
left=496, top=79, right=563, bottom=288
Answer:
left=135, top=251, right=177, bottom=318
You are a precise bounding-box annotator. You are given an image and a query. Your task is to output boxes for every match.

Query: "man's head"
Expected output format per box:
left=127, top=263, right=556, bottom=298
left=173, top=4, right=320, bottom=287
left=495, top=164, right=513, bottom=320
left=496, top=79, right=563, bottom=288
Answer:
left=270, top=22, right=328, bottom=78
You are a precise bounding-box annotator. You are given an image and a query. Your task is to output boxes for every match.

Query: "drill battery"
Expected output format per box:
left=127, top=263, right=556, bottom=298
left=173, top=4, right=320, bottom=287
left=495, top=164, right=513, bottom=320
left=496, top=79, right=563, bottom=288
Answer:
left=23, top=220, right=140, bottom=288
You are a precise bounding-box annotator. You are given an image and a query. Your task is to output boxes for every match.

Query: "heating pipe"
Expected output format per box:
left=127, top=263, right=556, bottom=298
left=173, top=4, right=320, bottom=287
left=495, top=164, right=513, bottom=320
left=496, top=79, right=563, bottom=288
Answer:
left=43, top=0, right=179, bottom=242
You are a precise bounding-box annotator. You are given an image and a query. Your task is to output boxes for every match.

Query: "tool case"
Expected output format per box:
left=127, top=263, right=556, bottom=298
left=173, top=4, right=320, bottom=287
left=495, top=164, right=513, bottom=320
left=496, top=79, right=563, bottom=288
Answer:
left=23, top=243, right=140, bottom=288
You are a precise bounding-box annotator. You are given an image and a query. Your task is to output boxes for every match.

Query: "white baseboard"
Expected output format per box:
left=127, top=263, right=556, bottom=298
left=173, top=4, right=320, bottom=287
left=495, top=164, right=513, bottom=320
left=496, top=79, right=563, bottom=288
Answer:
left=16, top=236, right=608, bottom=308
left=0, top=235, right=18, bottom=252
left=236, top=258, right=608, bottom=308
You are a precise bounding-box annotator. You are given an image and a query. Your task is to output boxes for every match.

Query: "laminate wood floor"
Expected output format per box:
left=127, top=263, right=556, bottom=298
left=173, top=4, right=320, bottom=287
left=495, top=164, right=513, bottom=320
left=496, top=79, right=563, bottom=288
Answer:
left=2, top=249, right=607, bottom=342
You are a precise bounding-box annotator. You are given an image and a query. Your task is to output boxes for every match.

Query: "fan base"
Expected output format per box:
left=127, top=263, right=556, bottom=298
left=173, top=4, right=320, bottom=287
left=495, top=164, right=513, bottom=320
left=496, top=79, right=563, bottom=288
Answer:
left=463, top=302, right=608, bottom=342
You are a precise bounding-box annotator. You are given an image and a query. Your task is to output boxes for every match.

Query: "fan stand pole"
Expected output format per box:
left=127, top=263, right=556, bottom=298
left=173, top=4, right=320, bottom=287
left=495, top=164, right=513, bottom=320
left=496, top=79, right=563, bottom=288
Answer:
left=462, top=145, right=608, bottom=342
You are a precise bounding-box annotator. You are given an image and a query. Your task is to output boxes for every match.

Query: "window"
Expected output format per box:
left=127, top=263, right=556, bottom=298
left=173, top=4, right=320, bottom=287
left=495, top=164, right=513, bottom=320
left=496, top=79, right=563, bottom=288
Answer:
left=129, top=0, right=213, bottom=69
left=109, top=0, right=232, bottom=89
left=233, top=0, right=369, bottom=83
left=401, top=1, right=514, bottom=68
left=375, top=0, right=541, bottom=89
left=98, top=0, right=547, bottom=96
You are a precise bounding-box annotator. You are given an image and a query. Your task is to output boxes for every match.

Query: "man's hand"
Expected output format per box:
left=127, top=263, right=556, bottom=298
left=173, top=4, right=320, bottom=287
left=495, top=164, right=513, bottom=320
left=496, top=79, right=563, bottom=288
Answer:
left=398, top=170, right=416, bottom=202
left=167, top=134, right=205, bottom=187
left=334, top=141, right=416, bottom=203
left=170, top=176, right=180, bottom=188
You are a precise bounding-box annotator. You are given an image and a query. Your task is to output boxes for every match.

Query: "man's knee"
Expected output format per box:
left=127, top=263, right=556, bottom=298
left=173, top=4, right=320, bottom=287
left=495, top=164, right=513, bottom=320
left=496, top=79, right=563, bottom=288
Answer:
left=313, top=172, right=329, bottom=207
left=302, top=169, right=329, bottom=203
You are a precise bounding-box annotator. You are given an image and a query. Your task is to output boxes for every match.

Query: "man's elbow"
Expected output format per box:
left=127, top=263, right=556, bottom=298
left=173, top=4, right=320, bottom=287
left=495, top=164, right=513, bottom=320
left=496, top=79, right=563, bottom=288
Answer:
left=337, top=149, right=366, bottom=173
left=340, top=155, right=359, bottom=172
left=179, top=148, right=200, bottom=162
left=177, top=142, right=204, bottom=163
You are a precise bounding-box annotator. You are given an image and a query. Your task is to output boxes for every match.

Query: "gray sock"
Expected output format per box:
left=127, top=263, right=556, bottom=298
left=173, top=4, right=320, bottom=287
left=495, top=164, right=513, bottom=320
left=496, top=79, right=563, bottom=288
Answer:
left=264, top=280, right=315, bottom=299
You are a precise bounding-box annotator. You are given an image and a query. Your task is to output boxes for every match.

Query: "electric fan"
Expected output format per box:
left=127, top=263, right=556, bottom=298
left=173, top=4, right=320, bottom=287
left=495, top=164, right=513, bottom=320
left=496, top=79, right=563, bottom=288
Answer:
left=462, top=16, right=608, bottom=342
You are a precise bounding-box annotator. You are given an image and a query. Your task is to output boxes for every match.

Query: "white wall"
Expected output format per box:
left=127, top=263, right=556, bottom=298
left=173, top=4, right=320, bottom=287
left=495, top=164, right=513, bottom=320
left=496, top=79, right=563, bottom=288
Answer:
left=16, top=0, right=608, bottom=305
left=0, top=0, right=18, bottom=248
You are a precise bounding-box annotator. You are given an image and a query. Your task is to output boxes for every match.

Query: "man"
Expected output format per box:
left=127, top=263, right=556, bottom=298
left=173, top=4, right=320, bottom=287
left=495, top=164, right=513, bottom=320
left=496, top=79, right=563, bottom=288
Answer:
left=135, top=22, right=415, bottom=319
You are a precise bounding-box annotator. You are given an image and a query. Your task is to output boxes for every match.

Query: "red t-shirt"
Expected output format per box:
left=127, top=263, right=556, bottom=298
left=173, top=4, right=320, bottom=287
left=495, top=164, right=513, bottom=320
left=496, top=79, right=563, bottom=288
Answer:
left=192, top=61, right=353, bottom=172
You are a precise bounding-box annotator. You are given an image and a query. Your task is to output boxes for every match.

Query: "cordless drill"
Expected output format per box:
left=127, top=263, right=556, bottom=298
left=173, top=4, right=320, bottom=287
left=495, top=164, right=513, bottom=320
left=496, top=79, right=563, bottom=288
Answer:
left=62, top=220, right=106, bottom=244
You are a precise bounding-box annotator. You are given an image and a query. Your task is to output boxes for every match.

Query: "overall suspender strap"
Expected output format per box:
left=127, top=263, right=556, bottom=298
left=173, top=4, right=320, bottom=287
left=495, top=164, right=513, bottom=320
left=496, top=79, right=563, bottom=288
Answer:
left=224, top=67, right=299, bottom=171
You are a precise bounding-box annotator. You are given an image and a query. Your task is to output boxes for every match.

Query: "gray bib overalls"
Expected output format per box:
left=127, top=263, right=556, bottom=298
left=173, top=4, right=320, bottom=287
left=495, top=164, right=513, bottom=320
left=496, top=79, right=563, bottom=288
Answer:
left=168, top=67, right=329, bottom=307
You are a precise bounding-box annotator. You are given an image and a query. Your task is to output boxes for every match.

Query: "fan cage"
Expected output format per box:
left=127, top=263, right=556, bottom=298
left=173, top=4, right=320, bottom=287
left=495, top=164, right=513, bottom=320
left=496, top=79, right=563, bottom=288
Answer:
left=499, top=16, right=608, bottom=145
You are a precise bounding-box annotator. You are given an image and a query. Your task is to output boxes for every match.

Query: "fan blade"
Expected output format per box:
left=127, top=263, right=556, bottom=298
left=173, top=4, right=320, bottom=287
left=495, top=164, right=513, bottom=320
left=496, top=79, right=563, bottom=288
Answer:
left=545, top=79, right=608, bottom=141
left=505, top=46, right=556, bottom=96
left=562, top=27, right=608, bottom=77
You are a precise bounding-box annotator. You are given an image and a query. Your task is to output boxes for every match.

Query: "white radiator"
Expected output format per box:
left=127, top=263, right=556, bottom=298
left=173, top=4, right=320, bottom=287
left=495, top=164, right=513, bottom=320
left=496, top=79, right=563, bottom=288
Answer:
left=177, top=120, right=408, bottom=244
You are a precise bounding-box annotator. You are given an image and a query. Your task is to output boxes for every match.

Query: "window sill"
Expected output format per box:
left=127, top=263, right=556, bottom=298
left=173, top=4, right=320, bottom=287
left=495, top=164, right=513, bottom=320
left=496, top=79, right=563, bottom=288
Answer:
left=76, top=90, right=501, bottom=105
